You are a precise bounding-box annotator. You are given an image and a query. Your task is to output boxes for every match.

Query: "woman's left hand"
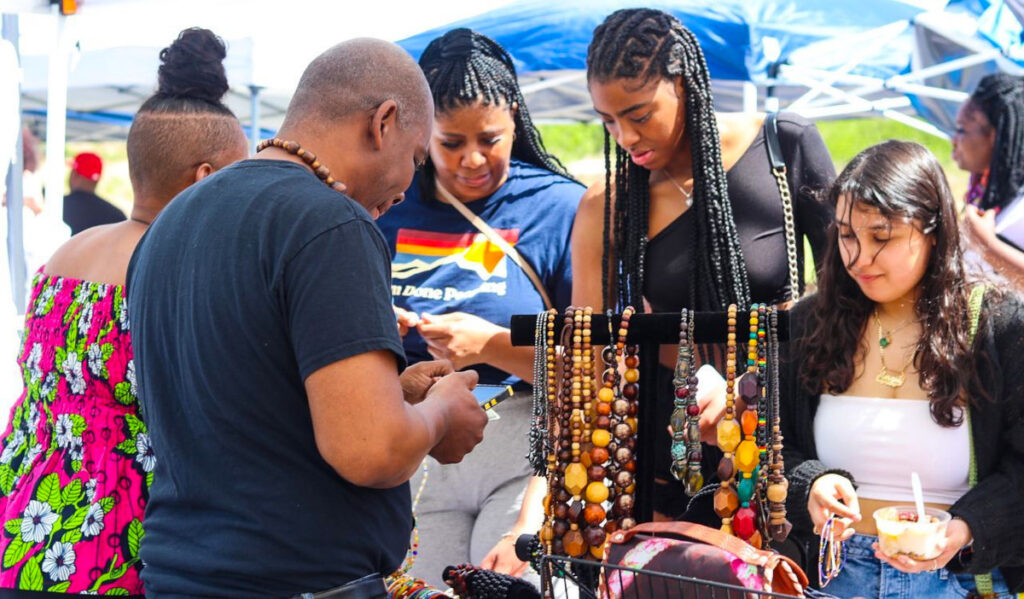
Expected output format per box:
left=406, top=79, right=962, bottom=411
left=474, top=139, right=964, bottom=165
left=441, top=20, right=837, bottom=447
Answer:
left=872, top=517, right=973, bottom=574
left=417, top=312, right=504, bottom=370
left=480, top=534, right=529, bottom=577
left=964, top=205, right=998, bottom=252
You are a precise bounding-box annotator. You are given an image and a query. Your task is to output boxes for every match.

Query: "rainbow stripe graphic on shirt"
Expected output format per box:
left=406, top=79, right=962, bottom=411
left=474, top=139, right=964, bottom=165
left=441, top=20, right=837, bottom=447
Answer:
left=392, top=228, right=521, bottom=281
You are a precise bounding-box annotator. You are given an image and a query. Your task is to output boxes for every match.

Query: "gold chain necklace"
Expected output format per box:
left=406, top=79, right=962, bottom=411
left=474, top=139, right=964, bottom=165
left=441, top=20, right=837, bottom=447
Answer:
left=873, top=310, right=916, bottom=388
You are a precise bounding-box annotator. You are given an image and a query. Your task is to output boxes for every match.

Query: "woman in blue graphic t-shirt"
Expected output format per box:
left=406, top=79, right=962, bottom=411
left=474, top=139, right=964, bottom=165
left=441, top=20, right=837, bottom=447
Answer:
left=376, top=28, right=583, bottom=588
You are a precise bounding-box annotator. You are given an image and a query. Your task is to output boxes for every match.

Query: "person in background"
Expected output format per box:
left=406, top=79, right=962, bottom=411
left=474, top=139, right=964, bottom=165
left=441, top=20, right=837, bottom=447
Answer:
left=62, top=152, right=125, bottom=236
left=0, top=27, right=248, bottom=595
left=954, top=73, right=1024, bottom=288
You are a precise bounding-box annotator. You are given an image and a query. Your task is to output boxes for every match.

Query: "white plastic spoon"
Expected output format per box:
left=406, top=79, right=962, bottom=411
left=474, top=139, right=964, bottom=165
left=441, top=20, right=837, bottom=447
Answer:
left=911, top=471, right=927, bottom=523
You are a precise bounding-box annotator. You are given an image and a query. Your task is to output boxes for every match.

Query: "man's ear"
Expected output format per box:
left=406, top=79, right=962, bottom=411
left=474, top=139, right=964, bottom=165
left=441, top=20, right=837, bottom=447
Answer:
left=193, top=162, right=215, bottom=182
left=369, top=99, right=399, bottom=152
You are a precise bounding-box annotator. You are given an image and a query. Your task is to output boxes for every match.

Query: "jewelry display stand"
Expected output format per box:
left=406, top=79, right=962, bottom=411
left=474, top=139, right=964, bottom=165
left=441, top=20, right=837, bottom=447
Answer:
left=510, top=310, right=790, bottom=524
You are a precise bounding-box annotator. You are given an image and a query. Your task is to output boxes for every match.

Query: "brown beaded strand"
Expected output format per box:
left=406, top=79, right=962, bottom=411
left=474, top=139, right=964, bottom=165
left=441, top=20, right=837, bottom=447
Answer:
left=256, top=138, right=347, bottom=192
left=615, top=307, right=638, bottom=532
left=561, top=308, right=588, bottom=558
left=549, top=308, right=575, bottom=556
left=539, top=310, right=559, bottom=556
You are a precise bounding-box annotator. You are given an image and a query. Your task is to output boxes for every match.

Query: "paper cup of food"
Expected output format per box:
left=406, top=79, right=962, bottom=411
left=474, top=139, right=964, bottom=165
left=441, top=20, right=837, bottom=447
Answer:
left=873, top=506, right=950, bottom=560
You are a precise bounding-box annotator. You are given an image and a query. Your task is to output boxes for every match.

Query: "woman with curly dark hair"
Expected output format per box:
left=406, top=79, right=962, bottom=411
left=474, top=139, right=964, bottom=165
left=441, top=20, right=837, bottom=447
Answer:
left=782, top=140, right=1024, bottom=598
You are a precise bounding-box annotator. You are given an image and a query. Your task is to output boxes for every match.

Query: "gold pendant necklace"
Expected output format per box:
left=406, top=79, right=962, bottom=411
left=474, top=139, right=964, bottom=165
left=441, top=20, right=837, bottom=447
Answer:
left=874, top=310, right=915, bottom=388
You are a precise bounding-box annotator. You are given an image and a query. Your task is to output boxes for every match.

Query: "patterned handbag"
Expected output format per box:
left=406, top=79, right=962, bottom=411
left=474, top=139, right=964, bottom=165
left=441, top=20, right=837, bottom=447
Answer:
left=603, top=521, right=810, bottom=598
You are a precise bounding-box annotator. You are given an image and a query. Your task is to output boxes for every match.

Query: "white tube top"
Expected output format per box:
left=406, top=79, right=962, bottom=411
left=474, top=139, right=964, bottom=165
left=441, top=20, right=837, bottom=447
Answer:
left=813, top=394, right=969, bottom=504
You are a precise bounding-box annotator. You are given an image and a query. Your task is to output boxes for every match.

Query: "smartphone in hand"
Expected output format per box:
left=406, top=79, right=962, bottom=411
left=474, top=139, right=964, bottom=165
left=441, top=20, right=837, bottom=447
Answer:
left=472, top=384, right=514, bottom=411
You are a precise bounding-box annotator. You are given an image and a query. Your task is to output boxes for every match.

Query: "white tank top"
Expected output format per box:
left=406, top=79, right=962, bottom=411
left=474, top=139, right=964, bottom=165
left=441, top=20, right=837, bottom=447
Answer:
left=813, top=394, right=970, bottom=504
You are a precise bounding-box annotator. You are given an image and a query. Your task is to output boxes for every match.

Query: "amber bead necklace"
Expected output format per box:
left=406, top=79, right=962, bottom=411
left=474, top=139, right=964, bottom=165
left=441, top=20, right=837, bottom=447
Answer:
left=256, top=138, right=347, bottom=193
left=560, top=308, right=588, bottom=558
left=715, top=304, right=740, bottom=534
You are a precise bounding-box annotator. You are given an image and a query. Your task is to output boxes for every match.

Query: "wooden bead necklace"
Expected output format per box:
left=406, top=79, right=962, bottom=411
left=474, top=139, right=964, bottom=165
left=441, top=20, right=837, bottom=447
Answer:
left=561, top=308, right=588, bottom=558
left=611, top=307, right=637, bottom=533
left=256, top=138, right=347, bottom=192
left=714, top=304, right=741, bottom=534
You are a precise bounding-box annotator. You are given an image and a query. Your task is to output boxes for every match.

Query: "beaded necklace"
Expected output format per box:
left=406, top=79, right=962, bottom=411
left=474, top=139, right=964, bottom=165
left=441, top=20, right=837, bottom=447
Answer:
left=256, top=138, right=347, bottom=192
left=612, top=308, right=637, bottom=533
left=549, top=308, right=575, bottom=556
left=561, top=308, right=588, bottom=558
left=715, top=305, right=741, bottom=534
left=384, top=460, right=447, bottom=599
left=732, top=305, right=762, bottom=543
left=766, top=308, right=792, bottom=543
left=529, top=310, right=557, bottom=478
left=670, top=309, right=702, bottom=495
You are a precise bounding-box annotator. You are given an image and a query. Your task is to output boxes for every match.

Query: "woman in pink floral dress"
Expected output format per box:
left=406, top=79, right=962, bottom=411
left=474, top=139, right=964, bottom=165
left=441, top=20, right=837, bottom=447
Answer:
left=0, top=28, right=247, bottom=594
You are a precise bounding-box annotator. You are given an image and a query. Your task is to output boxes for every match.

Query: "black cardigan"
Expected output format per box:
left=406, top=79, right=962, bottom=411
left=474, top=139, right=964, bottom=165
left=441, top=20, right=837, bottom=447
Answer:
left=781, top=292, right=1024, bottom=592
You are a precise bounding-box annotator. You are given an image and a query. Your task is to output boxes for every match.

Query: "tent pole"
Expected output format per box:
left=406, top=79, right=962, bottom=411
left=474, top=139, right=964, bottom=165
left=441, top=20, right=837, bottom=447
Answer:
left=43, top=5, right=70, bottom=232
left=249, top=85, right=262, bottom=156
left=742, top=82, right=757, bottom=114
left=2, top=13, right=26, bottom=314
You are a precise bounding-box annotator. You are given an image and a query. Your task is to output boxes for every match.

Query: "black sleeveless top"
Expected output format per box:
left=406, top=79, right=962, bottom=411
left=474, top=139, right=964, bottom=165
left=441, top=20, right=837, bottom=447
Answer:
left=644, top=113, right=835, bottom=309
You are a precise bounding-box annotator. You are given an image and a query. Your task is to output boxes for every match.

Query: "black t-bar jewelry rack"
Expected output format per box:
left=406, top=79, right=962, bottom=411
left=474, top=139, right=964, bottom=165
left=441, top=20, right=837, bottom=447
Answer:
left=510, top=310, right=790, bottom=523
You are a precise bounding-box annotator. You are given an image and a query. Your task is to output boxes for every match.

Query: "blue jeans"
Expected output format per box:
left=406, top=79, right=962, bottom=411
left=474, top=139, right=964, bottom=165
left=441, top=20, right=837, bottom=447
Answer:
left=821, top=534, right=1012, bottom=599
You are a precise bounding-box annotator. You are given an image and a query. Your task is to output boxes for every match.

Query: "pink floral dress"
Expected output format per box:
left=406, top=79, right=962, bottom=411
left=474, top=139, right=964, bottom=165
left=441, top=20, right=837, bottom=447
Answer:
left=0, top=272, right=150, bottom=593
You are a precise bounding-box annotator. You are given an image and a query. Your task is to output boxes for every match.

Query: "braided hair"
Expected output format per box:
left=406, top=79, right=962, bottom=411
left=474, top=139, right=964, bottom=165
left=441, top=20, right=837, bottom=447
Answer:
left=416, top=27, right=574, bottom=196
left=968, top=73, right=1024, bottom=210
left=587, top=9, right=749, bottom=312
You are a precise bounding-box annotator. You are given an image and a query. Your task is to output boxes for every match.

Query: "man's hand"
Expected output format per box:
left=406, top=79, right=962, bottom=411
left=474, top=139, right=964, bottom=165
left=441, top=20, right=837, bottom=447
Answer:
left=425, top=370, right=487, bottom=464
left=399, top=360, right=453, bottom=404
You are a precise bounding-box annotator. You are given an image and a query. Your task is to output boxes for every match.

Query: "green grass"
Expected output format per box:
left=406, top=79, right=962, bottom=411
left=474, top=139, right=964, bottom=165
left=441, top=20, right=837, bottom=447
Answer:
left=538, top=122, right=607, bottom=164
left=539, top=117, right=968, bottom=198
left=61, top=117, right=968, bottom=224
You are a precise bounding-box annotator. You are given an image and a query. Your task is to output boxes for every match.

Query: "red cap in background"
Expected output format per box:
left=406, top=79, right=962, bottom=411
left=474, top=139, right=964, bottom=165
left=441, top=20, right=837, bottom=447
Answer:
left=71, top=152, right=103, bottom=182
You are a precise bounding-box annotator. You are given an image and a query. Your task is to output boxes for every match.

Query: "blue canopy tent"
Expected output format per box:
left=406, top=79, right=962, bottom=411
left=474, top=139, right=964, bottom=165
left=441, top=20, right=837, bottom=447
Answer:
left=396, top=0, right=935, bottom=122
left=397, top=0, right=1024, bottom=137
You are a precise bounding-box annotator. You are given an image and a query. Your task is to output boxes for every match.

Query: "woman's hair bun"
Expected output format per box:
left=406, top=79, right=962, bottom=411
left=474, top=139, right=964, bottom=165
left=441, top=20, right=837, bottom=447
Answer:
left=156, top=27, right=230, bottom=104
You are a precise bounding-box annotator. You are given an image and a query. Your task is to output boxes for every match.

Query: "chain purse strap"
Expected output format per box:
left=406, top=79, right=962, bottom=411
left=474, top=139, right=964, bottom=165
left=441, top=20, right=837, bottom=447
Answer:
left=764, top=112, right=801, bottom=303
left=965, top=284, right=995, bottom=598
left=434, top=181, right=554, bottom=310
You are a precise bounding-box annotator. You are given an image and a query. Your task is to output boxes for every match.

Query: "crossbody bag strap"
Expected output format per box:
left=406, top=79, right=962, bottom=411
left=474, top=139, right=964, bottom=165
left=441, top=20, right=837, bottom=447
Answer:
left=764, top=112, right=802, bottom=303
left=435, top=182, right=554, bottom=310
left=965, top=284, right=995, bottom=598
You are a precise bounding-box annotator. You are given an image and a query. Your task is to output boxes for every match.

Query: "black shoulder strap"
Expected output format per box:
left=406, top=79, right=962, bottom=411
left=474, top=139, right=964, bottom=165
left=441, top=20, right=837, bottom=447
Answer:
left=765, top=111, right=786, bottom=170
